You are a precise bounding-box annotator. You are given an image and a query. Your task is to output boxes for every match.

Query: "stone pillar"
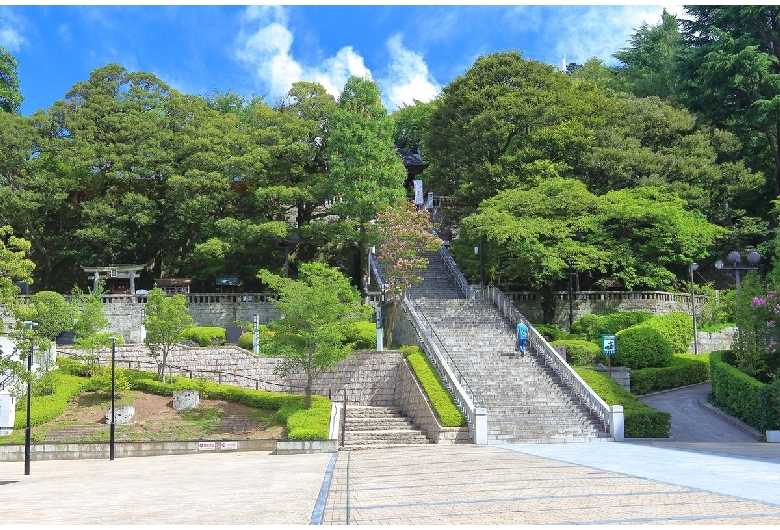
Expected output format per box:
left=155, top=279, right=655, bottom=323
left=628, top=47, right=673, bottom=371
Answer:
left=128, top=270, right=136, bottom=295
left=611, top=405, right=624, bottom=442
left=0, top=390, right=16, bottom=435
left=474, top=406, right=488, bottom=445
left=93, top=271, right=100, bottom=293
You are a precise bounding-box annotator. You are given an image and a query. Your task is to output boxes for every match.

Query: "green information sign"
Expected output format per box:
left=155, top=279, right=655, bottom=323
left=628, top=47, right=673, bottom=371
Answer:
left=601, top=334, right=616, bottom=357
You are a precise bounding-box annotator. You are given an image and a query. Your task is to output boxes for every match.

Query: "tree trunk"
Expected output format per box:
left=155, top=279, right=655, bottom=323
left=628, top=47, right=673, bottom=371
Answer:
left=385, top=296, right=400, bottom=347
left=305, top=372, right=312, bottom=409
left=540, top=284, right=557, bottom=324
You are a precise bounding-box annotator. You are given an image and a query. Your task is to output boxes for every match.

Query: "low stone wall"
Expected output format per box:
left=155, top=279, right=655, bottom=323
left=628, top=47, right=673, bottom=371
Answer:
left=689, top=328, right=736, bottom=354
left=0, top=439, right=278, bottom=461
left=394, top=358, right=469, bottom=444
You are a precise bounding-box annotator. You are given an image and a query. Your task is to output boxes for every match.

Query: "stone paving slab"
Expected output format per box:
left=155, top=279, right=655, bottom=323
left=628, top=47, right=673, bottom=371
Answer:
left=320, top=445, right=780, bottom=525
left=0, top=451, right=333, bottom=525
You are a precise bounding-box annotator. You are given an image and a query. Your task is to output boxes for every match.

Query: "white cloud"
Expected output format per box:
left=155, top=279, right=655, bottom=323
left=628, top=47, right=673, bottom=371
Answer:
left=0, top=7, right=26, bottom=52
left=235, top=6, right=373, bottom=103
left=381, top=34, right=440, bottom=110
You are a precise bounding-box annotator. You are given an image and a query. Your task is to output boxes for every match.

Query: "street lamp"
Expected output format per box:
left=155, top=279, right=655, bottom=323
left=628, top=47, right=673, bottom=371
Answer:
left=275, top=233, right=300, bottom=278
left=109, top=336, right=117, bottom=461
left=474, top=240, right=484, bottom=291
left=22, top=320, right=37, bottom=476
left=715, top=250, right=761, bottom=304
left=689, top=263, right=699, bottom=355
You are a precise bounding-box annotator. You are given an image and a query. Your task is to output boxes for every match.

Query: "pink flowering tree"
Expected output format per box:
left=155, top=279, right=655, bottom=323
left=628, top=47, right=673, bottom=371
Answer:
left=742, top=284, right=780, bottom=382
left=374, top=199, right=441, bottom=346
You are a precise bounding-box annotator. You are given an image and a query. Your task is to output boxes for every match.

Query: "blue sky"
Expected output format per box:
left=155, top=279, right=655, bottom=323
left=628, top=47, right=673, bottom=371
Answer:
left=1, top=4, right=682, bottom=116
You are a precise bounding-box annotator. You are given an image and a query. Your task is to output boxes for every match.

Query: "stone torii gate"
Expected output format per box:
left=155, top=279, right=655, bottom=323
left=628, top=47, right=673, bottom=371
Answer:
left=81, top=265, right=145, bottom=295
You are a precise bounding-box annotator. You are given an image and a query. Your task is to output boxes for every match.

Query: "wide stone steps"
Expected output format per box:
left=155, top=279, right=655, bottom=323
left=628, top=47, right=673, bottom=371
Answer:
left=405, top=250, right=609, bottom=443
left=44, top=424, right=107, bottom=442
left=341, top=406, right=431, bottom=450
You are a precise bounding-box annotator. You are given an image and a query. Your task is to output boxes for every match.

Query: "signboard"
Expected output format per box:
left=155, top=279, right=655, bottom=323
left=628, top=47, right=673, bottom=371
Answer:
left=601, top=334, right=616, bottom=357
left=413, top=179, right=423, bottom=205
left=220, top=441, right=238, bottom=451
left=198, top=441, right=216, bottom=451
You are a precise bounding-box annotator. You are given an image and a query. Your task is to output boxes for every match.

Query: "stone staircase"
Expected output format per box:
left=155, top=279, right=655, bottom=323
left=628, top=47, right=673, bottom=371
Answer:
left=44, top=424, right=108, bottom=442
left=341, top=405, right=431, bottom=450
left=405, top=250, right=610, bottom=444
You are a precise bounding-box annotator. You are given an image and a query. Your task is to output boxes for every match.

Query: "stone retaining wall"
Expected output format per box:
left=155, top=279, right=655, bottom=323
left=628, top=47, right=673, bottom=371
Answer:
left=394, top=358, right=469, bottom=444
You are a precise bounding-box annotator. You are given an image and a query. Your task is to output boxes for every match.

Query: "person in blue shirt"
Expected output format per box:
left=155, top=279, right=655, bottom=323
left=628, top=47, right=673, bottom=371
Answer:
left=515, top=320, right=529, bottom=357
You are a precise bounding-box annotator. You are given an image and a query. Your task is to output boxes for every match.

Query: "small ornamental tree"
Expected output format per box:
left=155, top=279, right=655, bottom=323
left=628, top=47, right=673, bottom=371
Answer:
left=70, top=283, right=113, bottom=368
left=143, top=288, right=194, bottom=382
left=742, top=287, right=780, bottom=383
left=257, top=262, right=372, bottom=409
left=374, top=198, right=441, bottom=345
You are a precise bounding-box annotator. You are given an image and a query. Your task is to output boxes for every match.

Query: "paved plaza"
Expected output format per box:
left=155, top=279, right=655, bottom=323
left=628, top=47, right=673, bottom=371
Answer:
left=2, top=440, right=780, bottom=526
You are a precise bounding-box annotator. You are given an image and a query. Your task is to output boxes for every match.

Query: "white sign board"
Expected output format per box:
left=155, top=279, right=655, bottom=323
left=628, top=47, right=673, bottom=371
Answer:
left=198, top=441, right=216, bottom=451
left=220, top=441, right=238, bottom=450
left=413, top=180, right=423, bottom=205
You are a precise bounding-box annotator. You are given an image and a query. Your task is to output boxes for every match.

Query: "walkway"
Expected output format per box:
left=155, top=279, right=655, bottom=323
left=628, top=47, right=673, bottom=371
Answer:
left=3, top=442, right=779, bottom=525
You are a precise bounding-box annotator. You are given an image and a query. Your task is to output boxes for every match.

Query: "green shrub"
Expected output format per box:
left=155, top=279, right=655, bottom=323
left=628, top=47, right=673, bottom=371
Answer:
left=180, top=326, right=226, bottom=346
left=571, top=311, right=654, bottom=341
left=575, top=367, right=671, bottom=438
left=630, top=354, right=710, bottom=395
left=344, top=321, right=377, bottom=350
left=643, top=312, right=693, bottom=354
left=406, top=351, right=467, bottom=427
left=615, top=326, right=674, bottom=369
left=550, top=339, right=602, bottom=366
left=399, top=345, right=423, bottom=358
left=237, top=332, right=253, bottom=351
left=14, top=373, right=86, bottom=431
left=709, top=350, right=780, bottom=431
left=533, top=324, right=578, bottom=342
left=16, top=290, right=74, bottom=340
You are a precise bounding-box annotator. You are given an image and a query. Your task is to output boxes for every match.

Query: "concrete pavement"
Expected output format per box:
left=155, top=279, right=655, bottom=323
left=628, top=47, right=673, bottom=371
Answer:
left=2, top=441, right=780, bottom=525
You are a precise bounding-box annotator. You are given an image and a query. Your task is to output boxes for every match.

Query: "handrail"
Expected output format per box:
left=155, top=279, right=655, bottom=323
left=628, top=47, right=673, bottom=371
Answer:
left=402, top=298, right=483, bottom=442
left=482, top=285, right=615, bottom=436
left=406, top=298, right=483, bottom=409
left=438, top=246, right=471, bottom=298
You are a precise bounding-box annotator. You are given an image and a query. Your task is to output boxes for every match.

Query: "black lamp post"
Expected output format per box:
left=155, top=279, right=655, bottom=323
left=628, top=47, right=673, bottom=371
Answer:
left=689, top=263, right=699, bottom=355
left=109, top=336, right=117, bottom=461
left=275, top=233, right=301, bottom=278
left=22, top=320, right=37, bottom=476
left=715, top=251, right=761, bottom=341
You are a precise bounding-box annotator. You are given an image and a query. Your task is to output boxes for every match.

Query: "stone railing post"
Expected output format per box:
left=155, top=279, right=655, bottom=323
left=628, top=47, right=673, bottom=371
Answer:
left=611, top=405, right=624, bottom=442
left=474, top=407, right=488, bottom=445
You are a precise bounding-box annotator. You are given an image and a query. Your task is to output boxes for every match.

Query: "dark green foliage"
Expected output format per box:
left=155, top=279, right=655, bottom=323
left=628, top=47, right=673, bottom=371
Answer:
left=576, top=367, right=671, bottom=438
left=615, top=326, right=674, bottom=369
left=643, top=312, right=693, bottom=354
left=709, top=350, right=780, bottom=432
left=16, top=290, right=74, bottom=340
left=405, top=350, right=467, bottom=427
left=630, top=354, right=710, bottom=395
left=180, top=326, right=226, bottom=347
left=550, top=339, right=602, bottom=366
left=571, top=311, right=654, bottom=342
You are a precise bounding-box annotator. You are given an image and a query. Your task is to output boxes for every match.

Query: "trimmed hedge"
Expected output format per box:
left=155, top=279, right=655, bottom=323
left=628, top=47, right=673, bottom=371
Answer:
left=575, top=367, right=671, bottom=438
left=533, top=324, right=579, bottom=343
left=13, top=373, right=87, bottom=430
left=630, top=354, right=710, bottom=395
left=180, top=326, right=226, bottom=346
left=710, top=350, right=780, bottom=432
left=615, top=326, right=673, bottom=369
left=402, top=346, right=467, bottom=427
left=550, top=339, right=602, bottom=366
left=344, top=321, right=377, bottom=350
left=643, top=312, right=694, bottom=354
left=571, top=311, right=654, bottom=341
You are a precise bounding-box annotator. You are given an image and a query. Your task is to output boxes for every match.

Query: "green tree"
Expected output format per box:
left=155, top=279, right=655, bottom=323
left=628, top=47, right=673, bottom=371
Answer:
left=257, top=262, right=372, bottom=408
left=143, top=288, right=194, bottom=382
left=14, top=291, right=73, bottom=341
left=373, top=199, right=441, bottom=345
left=0, top=46, right=22, bottom=113
left=454, top=178, right=609, bottom=323
left=613, top=9, right=683, bottom=99
left=325, top=76, right=407, bottom=285
left=677, top=6, right=780, bottom=200
left=0, top=226, right=34, bottom=308
left=70, top=283, right=112, bottom=367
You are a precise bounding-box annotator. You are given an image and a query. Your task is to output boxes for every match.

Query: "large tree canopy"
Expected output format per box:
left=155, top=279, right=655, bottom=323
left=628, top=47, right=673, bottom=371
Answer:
left=0, top=46, right=22, bottom=114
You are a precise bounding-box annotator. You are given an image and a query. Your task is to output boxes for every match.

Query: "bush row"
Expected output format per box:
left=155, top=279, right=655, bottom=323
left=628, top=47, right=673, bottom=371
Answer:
left=630, top=354, right=710, bottom=395
left=180, top=326, right=226, bottom=346
left=236, top=321, right=377, bottom=353
left=13, top=373, right=86, bottom=430
left=575, top=367, right=671, bottom=438
left=615, top=326, right=674, bottom=369
left=571, top=311, right=654, bottom=342
left=710, top=350, right=780, bottom=432
left=401, top=346, right=467, bottom=427
left=549, top=339, right=602, bottom=366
